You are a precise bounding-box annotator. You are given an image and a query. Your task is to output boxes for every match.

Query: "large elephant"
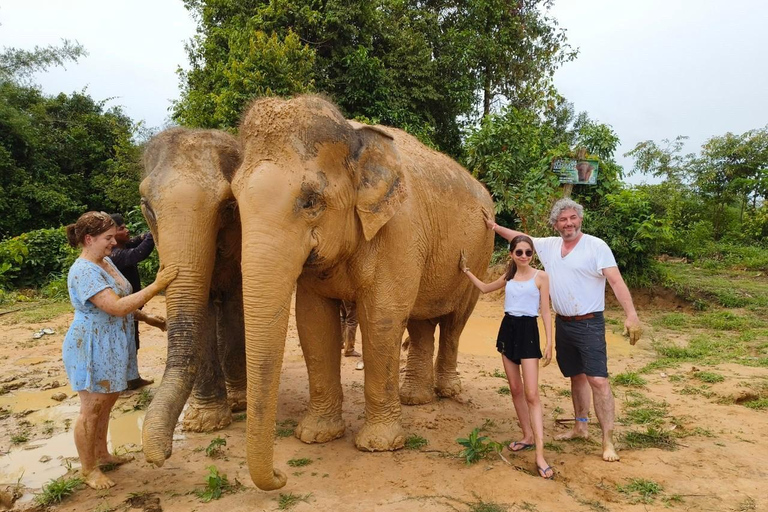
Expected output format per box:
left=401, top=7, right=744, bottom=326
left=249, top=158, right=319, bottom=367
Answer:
left=231, top=95, right=494, bottom=490
left=138, top=127, right=247, bottom=466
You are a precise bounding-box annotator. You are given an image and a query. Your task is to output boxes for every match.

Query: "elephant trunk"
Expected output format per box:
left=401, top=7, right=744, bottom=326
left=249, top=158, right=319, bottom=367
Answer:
left=241, top=232, right=307, bottom=490
left=143, top=223, right=217, bottom=466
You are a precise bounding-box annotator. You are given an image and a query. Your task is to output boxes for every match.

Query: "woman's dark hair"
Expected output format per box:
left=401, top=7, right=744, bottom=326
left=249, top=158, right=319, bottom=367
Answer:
left=505, top=235, right=536, bottom=281
left=65, top=211, right=116, bottom=248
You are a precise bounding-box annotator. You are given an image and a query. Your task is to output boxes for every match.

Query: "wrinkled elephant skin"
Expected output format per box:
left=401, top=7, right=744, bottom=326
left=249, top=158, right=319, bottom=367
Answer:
left=231, top=96, right=494, bottom=491
left=139, top=128, right=247, bottom=466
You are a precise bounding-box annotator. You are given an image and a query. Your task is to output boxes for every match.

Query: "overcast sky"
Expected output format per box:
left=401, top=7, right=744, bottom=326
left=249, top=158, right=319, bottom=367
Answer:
left=2, top=1, right=766, bottom=184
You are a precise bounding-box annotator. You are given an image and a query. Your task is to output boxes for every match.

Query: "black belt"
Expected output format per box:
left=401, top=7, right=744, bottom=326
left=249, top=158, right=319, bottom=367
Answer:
left=557, top=313, right=596, bottom=322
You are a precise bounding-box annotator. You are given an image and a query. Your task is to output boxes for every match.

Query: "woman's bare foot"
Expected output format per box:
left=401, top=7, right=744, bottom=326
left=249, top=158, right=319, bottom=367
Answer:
left=97, top=453, right=134, bottom=466
left=83, top=468, right=116, bottom=489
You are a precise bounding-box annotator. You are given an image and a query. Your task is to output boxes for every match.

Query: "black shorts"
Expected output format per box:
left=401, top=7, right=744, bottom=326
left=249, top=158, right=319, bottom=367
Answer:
left=496, top=314, right=542, bottom=365
left=555, top=312, right=608, bottom=378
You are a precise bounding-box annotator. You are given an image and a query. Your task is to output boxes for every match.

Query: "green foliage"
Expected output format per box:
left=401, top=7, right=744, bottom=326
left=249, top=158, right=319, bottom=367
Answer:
left=34, top=476, right=84, bottom=506
left=275, top=418, right=298, bottom=438
left=694, top=371, right=724, bottom=384
left=404, top=434, right=428, bottom=450
left=195, top=466, right=232, bottom=502
left=278, top=492, right=313, bottom=510
left=286, top=458, right=312, bottom=467
left=1, top=39, right=86, bottom=85
left=457, top=427, right=502, bottom=465
left=205, top=436, right=227, bottom=458
left=133, top=389, right=153, bottom=410
left=10, top=431, right=29, bottom=444
left=622, top=426, right=676, bottom=450
left=497, top=386, right=510, bottom=396
left=0, top=227, right=77, bottom=289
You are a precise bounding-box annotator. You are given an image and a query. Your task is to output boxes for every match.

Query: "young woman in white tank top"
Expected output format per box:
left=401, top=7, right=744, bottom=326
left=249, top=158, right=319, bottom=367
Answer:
left=461, top=235, right=554, bottom=479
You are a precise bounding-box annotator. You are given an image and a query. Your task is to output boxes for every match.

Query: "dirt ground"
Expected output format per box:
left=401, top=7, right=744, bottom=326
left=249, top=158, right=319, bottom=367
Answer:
left=0, top=288, right=766, bottom=512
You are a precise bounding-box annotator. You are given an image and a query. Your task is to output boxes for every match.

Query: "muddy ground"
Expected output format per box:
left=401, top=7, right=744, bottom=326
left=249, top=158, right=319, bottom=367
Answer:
left=0, top=285, right=766, bottom=512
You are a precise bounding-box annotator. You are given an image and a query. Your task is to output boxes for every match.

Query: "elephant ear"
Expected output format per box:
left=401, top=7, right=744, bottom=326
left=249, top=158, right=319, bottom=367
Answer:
left=351, top=125, right=406, bottom=241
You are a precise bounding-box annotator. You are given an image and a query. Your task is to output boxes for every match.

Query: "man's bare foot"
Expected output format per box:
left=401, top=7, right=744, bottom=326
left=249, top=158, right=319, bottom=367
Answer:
left=602, top=439, right=620, bottom=461
left=98, top=453, right=134, bottom=466
left=83, top=468, right=115, bottom=489
left=344, top=350, right=361, bottom=357
left=555, top=428, right=588, bottom=441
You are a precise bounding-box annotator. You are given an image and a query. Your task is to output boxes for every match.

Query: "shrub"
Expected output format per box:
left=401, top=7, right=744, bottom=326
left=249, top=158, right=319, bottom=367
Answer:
left=0, top=227, right=78, bottom=289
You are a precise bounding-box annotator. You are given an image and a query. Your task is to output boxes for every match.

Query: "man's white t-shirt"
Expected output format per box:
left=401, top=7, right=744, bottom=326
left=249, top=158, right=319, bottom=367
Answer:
left=532, top=234, right=617, bottom=316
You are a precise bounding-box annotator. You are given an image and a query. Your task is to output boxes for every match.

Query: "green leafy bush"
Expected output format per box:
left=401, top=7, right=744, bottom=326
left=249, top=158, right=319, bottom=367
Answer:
left=0, top=227, right=78, bottom=289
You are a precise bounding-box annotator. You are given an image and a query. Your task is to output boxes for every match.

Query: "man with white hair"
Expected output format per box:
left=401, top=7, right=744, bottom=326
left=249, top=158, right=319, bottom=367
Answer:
left=486, top=198, right=642, bottom=462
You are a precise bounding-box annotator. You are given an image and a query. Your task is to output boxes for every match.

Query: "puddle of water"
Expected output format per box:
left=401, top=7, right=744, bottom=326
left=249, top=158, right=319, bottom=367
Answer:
left=0, top=388, right=145, bottom=490
left=460, top=301, right=639, bottom=359
left=14, top=356, right=51, bottom=366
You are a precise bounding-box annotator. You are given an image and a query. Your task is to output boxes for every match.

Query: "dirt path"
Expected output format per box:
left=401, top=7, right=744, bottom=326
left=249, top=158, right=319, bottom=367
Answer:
left=0, top=294, right=766, bottom=511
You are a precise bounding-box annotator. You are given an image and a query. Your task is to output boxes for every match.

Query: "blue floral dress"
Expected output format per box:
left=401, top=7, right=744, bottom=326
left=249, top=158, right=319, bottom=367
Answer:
left=62, top=257, right=138, bottom=393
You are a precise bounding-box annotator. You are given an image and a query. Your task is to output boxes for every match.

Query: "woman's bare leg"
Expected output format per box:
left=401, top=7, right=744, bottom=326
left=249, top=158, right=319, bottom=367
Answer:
left=502, top=355, right=534, bottom=449
left=75, top=391, right=119, bottom=489
left=520, top=359, right=552, bottom=478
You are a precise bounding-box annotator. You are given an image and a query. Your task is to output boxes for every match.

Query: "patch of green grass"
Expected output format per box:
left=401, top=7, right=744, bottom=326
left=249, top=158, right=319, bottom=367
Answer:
left=467, top=497, right=507, bottom=512
left=205, top=436, right=227, bottom=458
left=695, top=311, right=756, bottom=331
left=654, top=313, right=689, bottom=330
left=497, top=386, right=510, bottom=396
left=557, top=388, right=571, bottom=397
left=543, top=441, right=564, bottom=453
left=622, top=426, right=676, bottom=450
left=616, top=478, right=663, bottom=504
left=668, top=374, right=684, bottom=382
left=278, top=492, right=313, bottom=510
left=8, top=300, right=72, bottom=324
left=35, top=476, right=84, bottom=506
left=287, top=458, right=312, bottom=467
left=275, top=418, right=298, bottom=438
left=491, top=368, right=506, bottom=379
left=404, top=434, right=428, bottom=450
left=133, top=388, right=153, bottom=410
left=195, top=466, right=234, bottom=502
left=10, top=431, right=29, bottom=444
left=612, top=372, right=647, bottom=387
left=694, top=371, right=724, bottom=383
left=743, top=398, right=768, bottom=410
left=233, top=412, right=246, bottom=421
left=42, top=420, right=55, bottom=436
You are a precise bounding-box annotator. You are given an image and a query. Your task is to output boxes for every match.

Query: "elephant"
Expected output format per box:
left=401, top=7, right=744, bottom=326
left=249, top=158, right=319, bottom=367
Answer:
left=138, top=127, right=247, bottom=466
left=230, top=95, right=494, bottom=490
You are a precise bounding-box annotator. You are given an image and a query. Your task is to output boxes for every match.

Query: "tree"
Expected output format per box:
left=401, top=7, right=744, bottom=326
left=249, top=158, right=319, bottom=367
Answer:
left=0, top=39, right=87, bottom=85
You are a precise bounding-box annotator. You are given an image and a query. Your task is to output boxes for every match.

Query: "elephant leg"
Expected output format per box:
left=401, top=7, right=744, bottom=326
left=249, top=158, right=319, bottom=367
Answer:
left=399, top=319, right=437, bottom=405
left=183, top=301, right=232, bottom=432
left=294, top=284, right=345, bottom=444
left=217, top=289, right=247, bottom=413
left=435, top=308, right=472, bottom=398
left=354, top=301, right=407, bottom=452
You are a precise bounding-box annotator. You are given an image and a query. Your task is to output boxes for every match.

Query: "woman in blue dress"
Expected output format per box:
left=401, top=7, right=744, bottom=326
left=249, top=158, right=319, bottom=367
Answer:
left=461, top=235, right=555, bottom=479
left=63, top=211, right=177, bottom=489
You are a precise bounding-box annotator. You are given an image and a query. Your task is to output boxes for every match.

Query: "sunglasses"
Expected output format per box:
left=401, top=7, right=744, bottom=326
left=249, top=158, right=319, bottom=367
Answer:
left=514, top=249, right=533, bottom=257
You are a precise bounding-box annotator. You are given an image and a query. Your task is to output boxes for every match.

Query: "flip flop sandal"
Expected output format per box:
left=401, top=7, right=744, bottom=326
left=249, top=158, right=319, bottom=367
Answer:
left=355, top=361, right=365, bottom=370
left=32, top=331, right=44, bottom=339
left=42, top=328, right=55, bottom=335
left=537, top=465, right=555, bottom=480
left=509, top=441, right=534, bottom=452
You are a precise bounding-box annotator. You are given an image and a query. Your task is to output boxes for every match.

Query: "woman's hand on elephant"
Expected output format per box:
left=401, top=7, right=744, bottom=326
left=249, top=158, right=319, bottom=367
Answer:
left=154, top=265, right=179, bottom=289
left=459, top=250, right=469, bottom=273
left=482, top=209, right=496, bottom=230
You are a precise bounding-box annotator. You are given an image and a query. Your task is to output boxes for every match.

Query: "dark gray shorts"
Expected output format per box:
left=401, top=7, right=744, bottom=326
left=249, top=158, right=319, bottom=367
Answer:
left=555, top=312, right=608, bottom=378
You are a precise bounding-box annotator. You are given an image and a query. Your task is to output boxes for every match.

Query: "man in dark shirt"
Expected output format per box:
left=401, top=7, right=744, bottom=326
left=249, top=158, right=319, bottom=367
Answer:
left=110, top=213, right=157, bottom=390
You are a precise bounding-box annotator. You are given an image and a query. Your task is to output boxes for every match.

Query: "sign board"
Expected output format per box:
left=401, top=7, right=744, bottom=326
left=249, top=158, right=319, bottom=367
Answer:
left=552, top=158, right=599, bottom=185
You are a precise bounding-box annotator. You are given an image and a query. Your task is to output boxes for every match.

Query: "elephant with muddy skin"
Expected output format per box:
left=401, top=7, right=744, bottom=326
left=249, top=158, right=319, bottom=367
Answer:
left=138, top=127, right=247, bottom=466
left=231, top=95, right=494, bottom=490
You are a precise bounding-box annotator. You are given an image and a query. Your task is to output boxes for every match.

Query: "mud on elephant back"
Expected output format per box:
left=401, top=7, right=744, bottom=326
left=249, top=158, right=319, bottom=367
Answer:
left=231, top=95, right=494, bottom=490
left=138, top=127, right=248, bottom=467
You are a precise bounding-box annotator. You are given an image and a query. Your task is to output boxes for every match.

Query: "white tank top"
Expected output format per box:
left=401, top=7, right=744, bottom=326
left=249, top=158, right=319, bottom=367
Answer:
left=504, top=270, right=540, bottom=317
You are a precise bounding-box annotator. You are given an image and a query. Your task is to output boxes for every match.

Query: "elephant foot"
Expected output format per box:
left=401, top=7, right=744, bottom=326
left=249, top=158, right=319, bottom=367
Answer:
left=227, top=388, right=247, bottom=412
left=399, top=382, right=436, bottom=405
left=182, top=400, right=232, bottom=432
left=295, top=413, right=345, bottom=444
left=435, top=374, right=462, bottom=398
left=355, top=420, right=406, bottom=452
